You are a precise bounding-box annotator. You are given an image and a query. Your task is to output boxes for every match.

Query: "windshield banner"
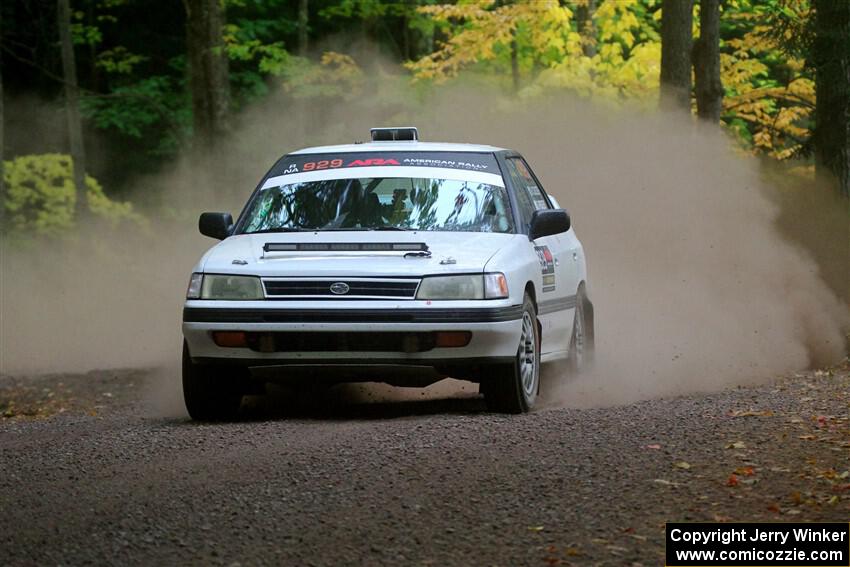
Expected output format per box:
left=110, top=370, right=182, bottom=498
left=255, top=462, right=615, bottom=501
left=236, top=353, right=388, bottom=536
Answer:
left=269, top=152, right=500, bottom=177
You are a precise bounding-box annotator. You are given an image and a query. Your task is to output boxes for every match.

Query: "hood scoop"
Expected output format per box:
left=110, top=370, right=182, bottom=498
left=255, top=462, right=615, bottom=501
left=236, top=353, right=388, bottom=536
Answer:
left=262, top=241, right=430, bottom=258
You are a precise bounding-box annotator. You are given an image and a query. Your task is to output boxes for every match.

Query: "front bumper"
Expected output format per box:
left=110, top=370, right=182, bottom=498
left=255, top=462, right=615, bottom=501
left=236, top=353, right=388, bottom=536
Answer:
left=182, top=300, right=523, bottom=366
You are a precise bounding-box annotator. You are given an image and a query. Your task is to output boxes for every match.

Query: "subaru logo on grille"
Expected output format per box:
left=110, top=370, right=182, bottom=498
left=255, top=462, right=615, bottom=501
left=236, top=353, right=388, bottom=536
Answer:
left=330, top=282, right=350, bottom=295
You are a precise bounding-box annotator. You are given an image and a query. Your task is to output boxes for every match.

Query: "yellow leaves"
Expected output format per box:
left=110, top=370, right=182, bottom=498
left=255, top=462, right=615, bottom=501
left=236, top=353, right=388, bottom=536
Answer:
left=318, top=52, right=363, bottom=84
left=720, top=3, right=815, bottom=160
left=409, top=0, right=661, bottom=105
left=724, top=75, right=814, bottom=160
left=282, top=51, right=364, bottom=99
left=754, top=129, right=773, bottom=149
left=409, top=0, right=574, bottom=83
left=2, top=154, right=144, bottom=236
left=596, top=0, right=641, bottom=47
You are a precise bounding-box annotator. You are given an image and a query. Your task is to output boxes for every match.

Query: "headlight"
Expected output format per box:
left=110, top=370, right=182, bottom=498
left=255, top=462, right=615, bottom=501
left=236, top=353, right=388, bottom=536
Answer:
left=416, top=273, right=508, bottom=300
left=199, top=275, right=263, bottom=300
left=186, top=273, right=203, bottom=299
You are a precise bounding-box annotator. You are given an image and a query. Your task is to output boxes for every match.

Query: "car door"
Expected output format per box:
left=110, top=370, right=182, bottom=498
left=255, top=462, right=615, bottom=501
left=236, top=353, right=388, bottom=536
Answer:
left=503, top=156, right=574, bottom=354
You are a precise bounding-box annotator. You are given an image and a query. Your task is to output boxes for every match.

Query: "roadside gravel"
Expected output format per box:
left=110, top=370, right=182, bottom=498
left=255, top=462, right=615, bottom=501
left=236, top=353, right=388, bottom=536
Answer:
left=1, top=365, right=848, bottom=566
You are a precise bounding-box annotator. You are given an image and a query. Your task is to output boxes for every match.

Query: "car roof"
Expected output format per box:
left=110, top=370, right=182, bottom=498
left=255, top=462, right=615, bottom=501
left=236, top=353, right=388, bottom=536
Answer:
left=289, top=141, right=509, bottom=155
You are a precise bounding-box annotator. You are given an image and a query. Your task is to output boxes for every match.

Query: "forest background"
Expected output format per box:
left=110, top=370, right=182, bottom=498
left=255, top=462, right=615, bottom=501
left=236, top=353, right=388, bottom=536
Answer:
left=1, top=0, right=848, bottom=378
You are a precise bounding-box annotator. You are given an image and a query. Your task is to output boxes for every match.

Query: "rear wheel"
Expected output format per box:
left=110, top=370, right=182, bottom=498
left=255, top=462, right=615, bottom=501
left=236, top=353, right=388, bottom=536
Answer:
left=182, top=341, right=244, bottom=421
left=482, top=294, right=540, bottom=413
left=567, top=286, right=595, bottom=375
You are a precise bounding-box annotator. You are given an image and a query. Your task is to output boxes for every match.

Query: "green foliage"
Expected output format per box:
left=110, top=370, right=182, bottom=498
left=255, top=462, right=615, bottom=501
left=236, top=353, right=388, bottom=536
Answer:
left=3, top=155, right=145, bottom=236
left=319, top=0, right=419, bottom=20
left=71, top=9, right=103, bottom=47
left=224, top=0, right=297, bottom=107
left=4, top=0, right=838, bottom=215
left=81, top=74, right=190, bottom=156
left=96, top=47, right=148, bottom=75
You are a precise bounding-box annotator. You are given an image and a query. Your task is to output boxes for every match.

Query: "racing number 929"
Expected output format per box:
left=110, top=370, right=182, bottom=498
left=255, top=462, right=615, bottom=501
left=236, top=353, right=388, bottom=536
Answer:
left=303, top=159, right=343, bottom=171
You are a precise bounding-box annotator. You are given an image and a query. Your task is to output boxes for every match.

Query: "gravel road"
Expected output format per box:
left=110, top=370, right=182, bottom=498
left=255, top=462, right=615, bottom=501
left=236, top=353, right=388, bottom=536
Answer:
left=1, top=366, right=848, bottom=566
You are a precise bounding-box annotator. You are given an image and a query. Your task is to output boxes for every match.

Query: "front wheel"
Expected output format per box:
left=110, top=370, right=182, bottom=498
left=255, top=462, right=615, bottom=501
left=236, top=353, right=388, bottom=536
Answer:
left=182, top=342, right=244, bottom=421
left=482, top=294, right=540, bottom=413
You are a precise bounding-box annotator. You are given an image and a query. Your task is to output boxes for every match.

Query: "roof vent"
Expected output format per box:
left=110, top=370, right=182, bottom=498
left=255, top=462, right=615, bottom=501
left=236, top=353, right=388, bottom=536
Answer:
left=370, top=127, right=419, bottom=142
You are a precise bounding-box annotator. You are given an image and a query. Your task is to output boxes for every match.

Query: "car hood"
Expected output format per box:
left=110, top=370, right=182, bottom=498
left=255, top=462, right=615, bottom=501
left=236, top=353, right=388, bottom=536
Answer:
left=199, top=231, right=516, bottom=277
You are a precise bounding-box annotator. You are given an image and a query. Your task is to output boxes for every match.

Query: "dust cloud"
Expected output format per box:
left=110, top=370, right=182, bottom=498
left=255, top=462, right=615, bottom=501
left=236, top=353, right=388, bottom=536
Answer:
left=1, top=78, right=847, bottom=412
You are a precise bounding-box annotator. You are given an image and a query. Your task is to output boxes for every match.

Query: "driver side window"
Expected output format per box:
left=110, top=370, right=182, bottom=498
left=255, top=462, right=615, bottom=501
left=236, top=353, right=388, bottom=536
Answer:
left=504, top=157, right=549, bottom=232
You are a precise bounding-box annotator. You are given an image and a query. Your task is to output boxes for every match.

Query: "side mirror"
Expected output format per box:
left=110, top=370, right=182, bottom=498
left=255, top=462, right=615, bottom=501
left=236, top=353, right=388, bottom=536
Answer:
left=529, top=209, right=570, bottom=240
left=199, top=212, right=233, bottom=240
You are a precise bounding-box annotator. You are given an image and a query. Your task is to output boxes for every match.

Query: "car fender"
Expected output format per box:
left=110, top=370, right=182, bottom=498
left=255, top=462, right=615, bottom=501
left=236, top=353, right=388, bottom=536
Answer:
left=483, top=235, right=543, bottom=307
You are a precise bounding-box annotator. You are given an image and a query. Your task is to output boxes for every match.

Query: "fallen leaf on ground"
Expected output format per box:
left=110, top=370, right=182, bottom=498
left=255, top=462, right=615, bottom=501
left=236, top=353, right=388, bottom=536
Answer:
left=734, top=466, right=755, bottom=476
left=729, top=409, right=774, bottom=417
left=674, top=461, right=692, bottom=470
left=725, top=441, right=747, bottom=449
left=726, top=474, right=739, bottom=487
left=646, top=444, right=661, bottom=450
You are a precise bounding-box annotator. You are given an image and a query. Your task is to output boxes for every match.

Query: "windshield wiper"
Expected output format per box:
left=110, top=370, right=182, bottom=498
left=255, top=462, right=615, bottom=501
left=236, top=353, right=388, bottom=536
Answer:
left=247, top=226, right=413, bottom=234
left=243, top=227, right=308, bottom=234
left=315, top=227, right=370, bottom=231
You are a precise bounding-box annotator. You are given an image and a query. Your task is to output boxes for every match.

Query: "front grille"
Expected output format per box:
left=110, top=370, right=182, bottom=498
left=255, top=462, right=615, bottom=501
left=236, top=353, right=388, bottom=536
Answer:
left=263, top=278, right=419, bottom=299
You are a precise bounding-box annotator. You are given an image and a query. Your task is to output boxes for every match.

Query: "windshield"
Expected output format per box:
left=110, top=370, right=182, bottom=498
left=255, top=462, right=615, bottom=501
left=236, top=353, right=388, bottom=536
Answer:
left=239, top=177, right=514, bottom=234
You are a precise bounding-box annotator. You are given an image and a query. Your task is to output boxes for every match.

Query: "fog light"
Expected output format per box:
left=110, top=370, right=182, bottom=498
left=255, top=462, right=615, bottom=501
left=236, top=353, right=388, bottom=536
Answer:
left=402, top=335, right=421, bottom=353
left=212, top=331, right=247, bottom=348
left=434, top=331, right=472, bottom=348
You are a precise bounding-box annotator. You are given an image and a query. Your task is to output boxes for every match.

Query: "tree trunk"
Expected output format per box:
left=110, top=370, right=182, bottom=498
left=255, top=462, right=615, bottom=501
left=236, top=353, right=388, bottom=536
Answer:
left=510, top=35, right=520, bottom=93
left=0, top=5, right=4, bottom=228
left=812, top=0, right=850, bottom=198
left=298, top=0, right=309, bottom=57
left=659, top=0, right=694, bottom=112
left=693, top=0, right=723, bottom=122
left=184, top=0, right=230, bottom=149
left=575, top=0, right=597, bottom=57
left=58, top=0, right=87, bottom=217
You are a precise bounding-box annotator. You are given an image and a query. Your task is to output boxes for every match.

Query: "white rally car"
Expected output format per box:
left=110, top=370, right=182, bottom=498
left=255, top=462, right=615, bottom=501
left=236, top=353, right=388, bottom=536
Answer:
left=182, top=127, right=593, bottom=420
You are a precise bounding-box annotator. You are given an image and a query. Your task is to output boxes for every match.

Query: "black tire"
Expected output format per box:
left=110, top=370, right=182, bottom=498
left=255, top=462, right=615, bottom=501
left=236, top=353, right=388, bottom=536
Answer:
left=567, top=285, right=595, bottom=375
left=482, top=294, right=540, bottom=413
left=182, top=341, right=244, bottom=421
